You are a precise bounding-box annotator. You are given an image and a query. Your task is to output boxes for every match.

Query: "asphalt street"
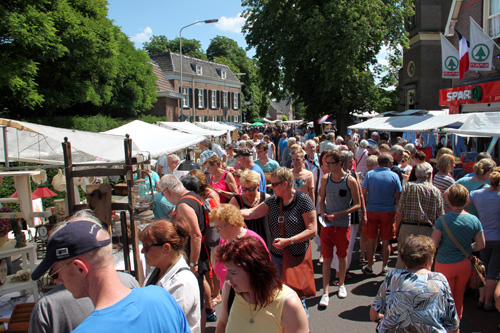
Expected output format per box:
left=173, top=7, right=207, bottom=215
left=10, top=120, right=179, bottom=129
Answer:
left=207, top=236, right=499, bottom=332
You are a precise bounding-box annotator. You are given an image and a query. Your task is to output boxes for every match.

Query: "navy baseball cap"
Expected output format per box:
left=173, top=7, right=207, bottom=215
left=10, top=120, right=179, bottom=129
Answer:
left=31, top=220, right=111, bottom=280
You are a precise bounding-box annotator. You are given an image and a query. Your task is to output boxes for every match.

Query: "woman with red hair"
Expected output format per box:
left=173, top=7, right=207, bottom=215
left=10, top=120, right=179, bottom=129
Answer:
left=216, top=236, right=308, bottom=333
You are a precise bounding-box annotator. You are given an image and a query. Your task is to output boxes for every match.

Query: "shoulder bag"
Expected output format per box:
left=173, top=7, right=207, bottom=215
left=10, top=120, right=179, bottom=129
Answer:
left=439, top=216, right=485, bottom=289
left=279, top=199, right=316, bottom=298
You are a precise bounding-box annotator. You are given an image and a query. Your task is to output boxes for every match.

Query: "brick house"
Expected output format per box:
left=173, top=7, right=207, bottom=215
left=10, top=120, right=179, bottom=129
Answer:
left=149, top=61, right=184, bottom=120
left=399, top=0, right=500, bottom=113
left=267, top=98, right=293, bottom=120
left=149, top=52, right=243, bottom=122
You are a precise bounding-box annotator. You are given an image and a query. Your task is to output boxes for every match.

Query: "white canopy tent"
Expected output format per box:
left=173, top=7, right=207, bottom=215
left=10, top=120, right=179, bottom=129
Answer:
left=443, top=112, right=500, bottom=137
left=195, top=121, right=237, bottom=131
left=348, top=114, right=471, bottom=132
left=156, top=121, right=225, bottom=137
left=352, top=111, right=380, bottom=118
left=0, top=118, right=139, bottom=164
left=104, top=120, right=204, bottom=158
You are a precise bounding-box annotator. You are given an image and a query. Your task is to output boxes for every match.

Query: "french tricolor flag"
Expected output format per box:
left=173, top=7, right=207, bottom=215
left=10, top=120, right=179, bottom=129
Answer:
left=456, top=29, right=470, bottom=79
left=317, top=115, right=330, bottom=124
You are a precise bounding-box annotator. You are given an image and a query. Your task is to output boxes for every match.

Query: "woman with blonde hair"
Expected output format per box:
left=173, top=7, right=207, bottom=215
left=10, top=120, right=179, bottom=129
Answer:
left=469, top=166, right=500, bottom=311
left=229, top=170, right=271, bottom=246
left=211, top=204, right=268, bottom=288
left=453, top=158, right=496, bottom=217
left=140, top=218, right=201, bottom=332
left=433, top=154, right=456, bottom=213
left=240, top=167, right=316, bottom=311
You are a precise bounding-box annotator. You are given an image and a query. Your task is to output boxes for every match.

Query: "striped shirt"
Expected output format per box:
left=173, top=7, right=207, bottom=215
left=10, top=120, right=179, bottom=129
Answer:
left=432, top=173, right=455, bottom=212
left=396, top=180, right=444, bottom=225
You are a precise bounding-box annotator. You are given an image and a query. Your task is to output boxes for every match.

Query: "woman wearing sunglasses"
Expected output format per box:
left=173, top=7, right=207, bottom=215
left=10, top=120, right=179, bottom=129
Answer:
left=240, top=167, right=317, bottom=310
left=229, top=169, right=271, bottom=247
left=139, top=217, right=201, bottom=333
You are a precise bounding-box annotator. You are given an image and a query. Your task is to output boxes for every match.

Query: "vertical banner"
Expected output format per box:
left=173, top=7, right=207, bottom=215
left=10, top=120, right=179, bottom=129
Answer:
left=469, top=17, right=494, bottom=71
left=440, top=33, right=459, bottom=79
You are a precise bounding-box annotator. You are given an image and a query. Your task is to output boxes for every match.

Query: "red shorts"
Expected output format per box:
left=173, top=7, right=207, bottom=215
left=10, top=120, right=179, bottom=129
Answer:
left=363, top=211, right=395, bottom=241
left=320, top=226, right=351, bottom=259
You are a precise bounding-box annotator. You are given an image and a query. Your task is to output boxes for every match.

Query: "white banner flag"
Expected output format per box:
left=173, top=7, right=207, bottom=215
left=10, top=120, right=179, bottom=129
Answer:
left=469, top=17, right=494, bottom=71
left=440, top=33, right=459, bottom=79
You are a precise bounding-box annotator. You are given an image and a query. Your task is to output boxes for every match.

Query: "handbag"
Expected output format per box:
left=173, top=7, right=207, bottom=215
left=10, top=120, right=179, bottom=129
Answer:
left=439, top=216, right=486, bottom=289
left=279, top=200, right=316, bottom=298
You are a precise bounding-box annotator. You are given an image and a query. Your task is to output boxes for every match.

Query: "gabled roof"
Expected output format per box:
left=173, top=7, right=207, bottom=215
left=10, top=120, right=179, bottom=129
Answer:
left=151, top=61, right=175, bottom=92
left=149, top=52, right=242, bottom=85
left=269, top=98, right=292, bottom=114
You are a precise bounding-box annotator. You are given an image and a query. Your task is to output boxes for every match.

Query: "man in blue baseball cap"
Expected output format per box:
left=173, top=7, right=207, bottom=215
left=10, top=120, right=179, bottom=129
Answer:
left=32, top=217, right=190, bottom=333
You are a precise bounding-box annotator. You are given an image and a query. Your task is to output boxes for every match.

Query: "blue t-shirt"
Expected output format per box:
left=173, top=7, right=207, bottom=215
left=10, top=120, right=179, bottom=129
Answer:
left=278, top=139, right=288, bottom=159
left=73, top=286, right=190, bottom=333
left=250, top=164, right=267, bottom=192
left=455, top=177, right=489, bottom=217
left=470, top=189, right=500, bottom=241
left=434, top=213, right=483, bottom=264
left=152, top=192, right=175, bottom=219
left=362, top=167, right=402, bottom=212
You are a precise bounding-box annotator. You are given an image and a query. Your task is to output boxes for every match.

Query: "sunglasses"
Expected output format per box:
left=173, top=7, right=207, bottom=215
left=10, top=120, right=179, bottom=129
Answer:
left=242, top=186, right=258, bottom=192
left=215, top=224, right=227, bottom=232
left=270, top=180, right=285, bottom=187
left=143, top=243, right=164, bottom=252
left=49, top=261, right=71, bottom=280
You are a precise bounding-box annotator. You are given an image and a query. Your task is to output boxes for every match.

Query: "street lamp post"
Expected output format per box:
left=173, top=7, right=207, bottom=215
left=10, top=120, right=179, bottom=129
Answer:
left=179, top=19, right=218, bottom=122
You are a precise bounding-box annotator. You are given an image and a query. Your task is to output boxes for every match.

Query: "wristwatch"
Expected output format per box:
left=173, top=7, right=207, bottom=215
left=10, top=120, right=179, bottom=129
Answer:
left=189, top=262, right=198, bottom=267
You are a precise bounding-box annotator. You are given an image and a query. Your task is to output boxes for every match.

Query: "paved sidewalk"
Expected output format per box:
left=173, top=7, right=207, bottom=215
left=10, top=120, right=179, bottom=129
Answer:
left=208, top=237, right=499, bottom=332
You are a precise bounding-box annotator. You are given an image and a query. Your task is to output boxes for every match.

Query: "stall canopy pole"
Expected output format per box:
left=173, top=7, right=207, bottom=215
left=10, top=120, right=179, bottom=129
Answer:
left=2, top=127, right=8, bottom=167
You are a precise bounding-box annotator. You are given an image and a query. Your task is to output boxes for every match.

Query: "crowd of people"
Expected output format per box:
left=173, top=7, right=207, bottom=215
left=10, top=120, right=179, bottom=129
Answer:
left=29, top=123, right=500, bottom=332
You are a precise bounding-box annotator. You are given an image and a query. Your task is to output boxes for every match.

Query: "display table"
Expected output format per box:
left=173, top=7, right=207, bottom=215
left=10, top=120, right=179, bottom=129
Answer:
left=0, top=242, right=39, bottom=301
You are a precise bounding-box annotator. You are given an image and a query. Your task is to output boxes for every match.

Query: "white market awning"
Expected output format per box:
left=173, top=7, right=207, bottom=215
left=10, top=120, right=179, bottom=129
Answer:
left=0, top=118, right=139, bottom=164
left=104, top=120, right=204, bottom=158
left=157, top=121, right=225, bottom=137
left=195, top=121, right=237, bottom=131
left=348, top=114, right=471, bottom=132
left=443, top=112, right=500, bottom=137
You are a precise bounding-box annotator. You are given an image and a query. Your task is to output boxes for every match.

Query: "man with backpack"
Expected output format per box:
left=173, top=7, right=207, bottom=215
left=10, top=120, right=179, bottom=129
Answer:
left=159, top=175, right=213, bottom=328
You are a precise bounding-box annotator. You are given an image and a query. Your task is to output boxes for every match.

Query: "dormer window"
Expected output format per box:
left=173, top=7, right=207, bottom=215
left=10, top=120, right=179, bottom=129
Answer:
left=221, top=70, right=227, bottom=80
left=196, top=65, right=203, bottom=75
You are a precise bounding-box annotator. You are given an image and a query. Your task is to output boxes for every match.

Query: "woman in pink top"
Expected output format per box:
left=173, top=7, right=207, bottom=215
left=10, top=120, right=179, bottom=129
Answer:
left=210, top=204, right=269, bottom=289
left=207, top=155, right=238, bottom=203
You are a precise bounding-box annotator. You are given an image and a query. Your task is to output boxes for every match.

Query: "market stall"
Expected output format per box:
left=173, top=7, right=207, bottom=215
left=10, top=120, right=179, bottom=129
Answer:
left=156, top=121, right=225, bottom=137
left=103, top=120, right=205, bottom=158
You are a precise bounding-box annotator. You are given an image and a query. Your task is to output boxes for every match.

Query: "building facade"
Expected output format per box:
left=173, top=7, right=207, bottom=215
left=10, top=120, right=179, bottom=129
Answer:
left=399, top=0, right=500, bottom=113
left=267, top=98, right=293, bottom=120
left=150, top=52, right=243, bottom=123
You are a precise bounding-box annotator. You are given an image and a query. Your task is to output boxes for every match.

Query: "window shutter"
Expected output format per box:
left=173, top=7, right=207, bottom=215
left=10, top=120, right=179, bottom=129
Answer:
left=204, top=89, right=208, bottom=109
left=195, top=88, right=199, bottom=109
left=238, top=93, right=241, bottom=110
left=188, top=88, right=193, bottom=107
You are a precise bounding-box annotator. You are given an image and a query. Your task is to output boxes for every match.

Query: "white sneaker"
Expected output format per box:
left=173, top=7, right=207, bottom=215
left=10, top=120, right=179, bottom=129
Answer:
left=319, top=293, right=329, bottom=307
left=338, top=285, right=347, bottom=299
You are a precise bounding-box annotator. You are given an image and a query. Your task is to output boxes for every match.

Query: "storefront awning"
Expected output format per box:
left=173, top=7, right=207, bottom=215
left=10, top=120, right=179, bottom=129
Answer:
left=348, top=114, right=471, bottom=132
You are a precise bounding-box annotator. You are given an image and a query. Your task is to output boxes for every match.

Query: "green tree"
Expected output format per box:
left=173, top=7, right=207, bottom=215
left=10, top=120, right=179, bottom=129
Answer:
left=242, top=0, right=413, bottom=134
left=143, top=35, right=207, bottom=60
left=0, top=0, right=157, bottom=118
left=207, top=36, right=269, bottom=121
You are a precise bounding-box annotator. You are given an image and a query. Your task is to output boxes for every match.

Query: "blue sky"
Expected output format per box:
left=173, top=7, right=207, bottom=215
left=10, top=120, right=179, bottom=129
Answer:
left=107, top=0, right=254, bottom=57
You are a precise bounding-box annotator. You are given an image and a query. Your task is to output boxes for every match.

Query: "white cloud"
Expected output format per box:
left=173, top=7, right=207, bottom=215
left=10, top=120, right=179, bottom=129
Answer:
left=130, top=27, right=153, bottom=44
left=215, top=13, right=245, bottom=33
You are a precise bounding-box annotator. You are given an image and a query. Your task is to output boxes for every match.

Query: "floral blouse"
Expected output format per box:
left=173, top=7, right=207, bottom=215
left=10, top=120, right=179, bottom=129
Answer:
left=372, top=269, right=459, bottom=332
